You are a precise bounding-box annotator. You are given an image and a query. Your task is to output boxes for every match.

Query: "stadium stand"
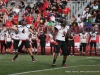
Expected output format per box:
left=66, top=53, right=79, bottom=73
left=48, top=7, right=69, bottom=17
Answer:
left=0, top=0, right=100, bottom=56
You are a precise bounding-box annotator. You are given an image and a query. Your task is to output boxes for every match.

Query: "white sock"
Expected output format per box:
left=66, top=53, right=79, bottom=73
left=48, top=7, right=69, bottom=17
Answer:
left=58, top=53, right=60, bottom=56
left=32, top=48, right=34, bottom=52
left=35, top=49, right=37, bottom=52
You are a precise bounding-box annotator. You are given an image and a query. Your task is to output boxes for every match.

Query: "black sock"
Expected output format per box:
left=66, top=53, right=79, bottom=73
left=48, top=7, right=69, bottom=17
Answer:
left=62, top=60, right=66, bottom=64
left=53, top=59, right=56, bottom=64
left=31, top=56, right=35, bottom=60
left=14, top=54, right=18, bottom=59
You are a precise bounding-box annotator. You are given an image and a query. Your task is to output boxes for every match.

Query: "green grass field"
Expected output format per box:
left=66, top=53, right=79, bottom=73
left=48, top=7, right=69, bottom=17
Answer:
left=0, top=54, right=100, bottom=75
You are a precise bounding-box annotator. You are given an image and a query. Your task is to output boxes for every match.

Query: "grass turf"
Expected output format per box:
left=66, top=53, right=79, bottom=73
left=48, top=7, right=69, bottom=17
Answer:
left=0, top=54, right=100, bottom=75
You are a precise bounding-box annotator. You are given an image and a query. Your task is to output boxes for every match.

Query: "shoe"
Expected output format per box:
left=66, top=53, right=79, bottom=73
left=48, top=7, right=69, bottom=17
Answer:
left=62, top=64, right=67, bottom=67
left=52, top=63, right=56, bottom=66
left=12, top=58, right=16, bottom=61
left=32, top=60, right=36, bottom=62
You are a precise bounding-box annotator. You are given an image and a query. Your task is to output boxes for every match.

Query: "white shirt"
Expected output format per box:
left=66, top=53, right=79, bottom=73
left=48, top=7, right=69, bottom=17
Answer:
left=6, top=34, right=12, bottom=42
left=13, top=8, right=20, bottom=14
left=0, top=32, right=5, bottom=40
left=76, top=17, right=81, bottom=23
left=79, top=33, right=88, bottom=43
left=12, top=33, right=20, bottom=40
left=0, top=29, right=6, bottom=41
left=32, top=33, right=37, bottom=39
left=50, top=16, right=55, bottom=22
left=78, top=22, right=84, bottom=27
left=18, top=26, right=30, bottom=40
left=93, top=5, right=98, bottom=10
left=65, top=25, right=69, bottom=30
left=55, top=25, right=67, bottom=41
left=90, top=32, right=97, bottom=41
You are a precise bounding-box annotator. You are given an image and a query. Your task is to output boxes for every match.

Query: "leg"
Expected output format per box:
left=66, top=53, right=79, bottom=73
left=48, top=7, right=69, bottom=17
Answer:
left=25, top=41, right=35, bottom=62
left=83, top=43, right=86, bottom=56
left=94, top=42, right=97, bottom=55
left=90, top=47, right=92, bottom=56
left=72, top=41, right=75, bottom=55
left=12, top=41, right=24, bottom=61
left=34, top=40, right=38, bottom=55
left=1, top=42, right=3, bottom=54
left=43, top=43, right=46, bottom=55
left=61, top=41, right=68, bottom=67
left=90, top=42, right=93, bottom=56
left=80, top=43, right=82, bottom=56
left=50, top=43, right=53, bottom=54
left=41, top=46, right=43, bottom=55
left=52, top=40, right=61, bottom=66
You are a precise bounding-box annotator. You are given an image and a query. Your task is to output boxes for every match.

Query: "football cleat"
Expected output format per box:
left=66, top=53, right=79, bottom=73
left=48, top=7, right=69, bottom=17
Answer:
left=12, top=58, right=16, bottom=61
left=52, top=63, right=56, bottom=66
left=62, top=64, right=67, bottom=67
left=32, top=60, right=36, bottom=62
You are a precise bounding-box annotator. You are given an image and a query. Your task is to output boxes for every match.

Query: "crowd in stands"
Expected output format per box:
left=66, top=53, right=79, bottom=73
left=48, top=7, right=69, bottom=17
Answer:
left=0, top=0, right=99, bottom=34
left=70, top=0, right=100, bottom=33
left=0, top=0, right=71, bottom=34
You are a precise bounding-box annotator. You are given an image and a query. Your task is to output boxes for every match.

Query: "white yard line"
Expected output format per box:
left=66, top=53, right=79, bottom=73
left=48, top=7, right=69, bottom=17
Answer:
left=9, top=64, right=100, bottom=75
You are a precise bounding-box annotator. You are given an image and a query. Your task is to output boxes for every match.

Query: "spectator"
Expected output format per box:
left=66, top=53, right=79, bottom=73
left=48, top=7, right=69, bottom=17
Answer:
left=70, top=15, right=76, bottom=24
left=12, top=13, right=19, bottom=25
left=63, top=6, right=70, bottom=19
left=13, top=5, right=20, bottom=14
left=0, top=11, right=3, bottom=24
left=76, top=14, right=82, bottom=23
left=5, top=19, right=13, bottom=27
left=1, top=6, right=6, bottom=13
left=86, top=18, right=92, bottom=32
left=50, top=13, right=56, bottom=22
left=93, top=2, right=99, bottom=10
left=78, top=20, right=84, bottom=32
left=48, top=19, right=55, bottom=32
left=26, top=14, right=34, bottom=26
left=4, top=0, right=9, bottom=6
left=11, top=0, right=16, bottom=6
left=25, top=4, right=31, bottom=13
left=0, top=0, right=3, bottom=9
left=19, top=0, right=25, bottom=11
left=61, top=0, right=68, bottom=7
left=3, top=12, right=8, bottom=24
left=38, top=31, right=46, bottom=55
left=6, top=7, right=13, bottom=17
left=68, top=31, right=75, bottom=56
left=95, top=10, right=100, bottom=23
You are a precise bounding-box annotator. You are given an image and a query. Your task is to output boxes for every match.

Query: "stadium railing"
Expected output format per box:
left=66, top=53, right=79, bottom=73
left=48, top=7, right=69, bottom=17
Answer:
left=67, top=0, right=91, bottom=22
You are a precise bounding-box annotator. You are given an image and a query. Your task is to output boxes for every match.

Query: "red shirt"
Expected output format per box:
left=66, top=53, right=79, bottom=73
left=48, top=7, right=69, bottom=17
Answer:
left=4, top=0, right=9, bottom=4
left=12, top=15, right=18, bottom=22
left=34, top=21, right=38, bottom=27
left=63, top=7, right=70, bottom=15
left=22, top=15, right=27, bottom=20
left=43, top=10, right=50, bottom=19
left=43, top=2, right=49, bottom=10
left=6, top=21, right=12, bottom=27
left=57, top=8, right=63, bottom=14
left=1, top=8, right=6, bottom=13
left=26, top=16, right=34, bottom=24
